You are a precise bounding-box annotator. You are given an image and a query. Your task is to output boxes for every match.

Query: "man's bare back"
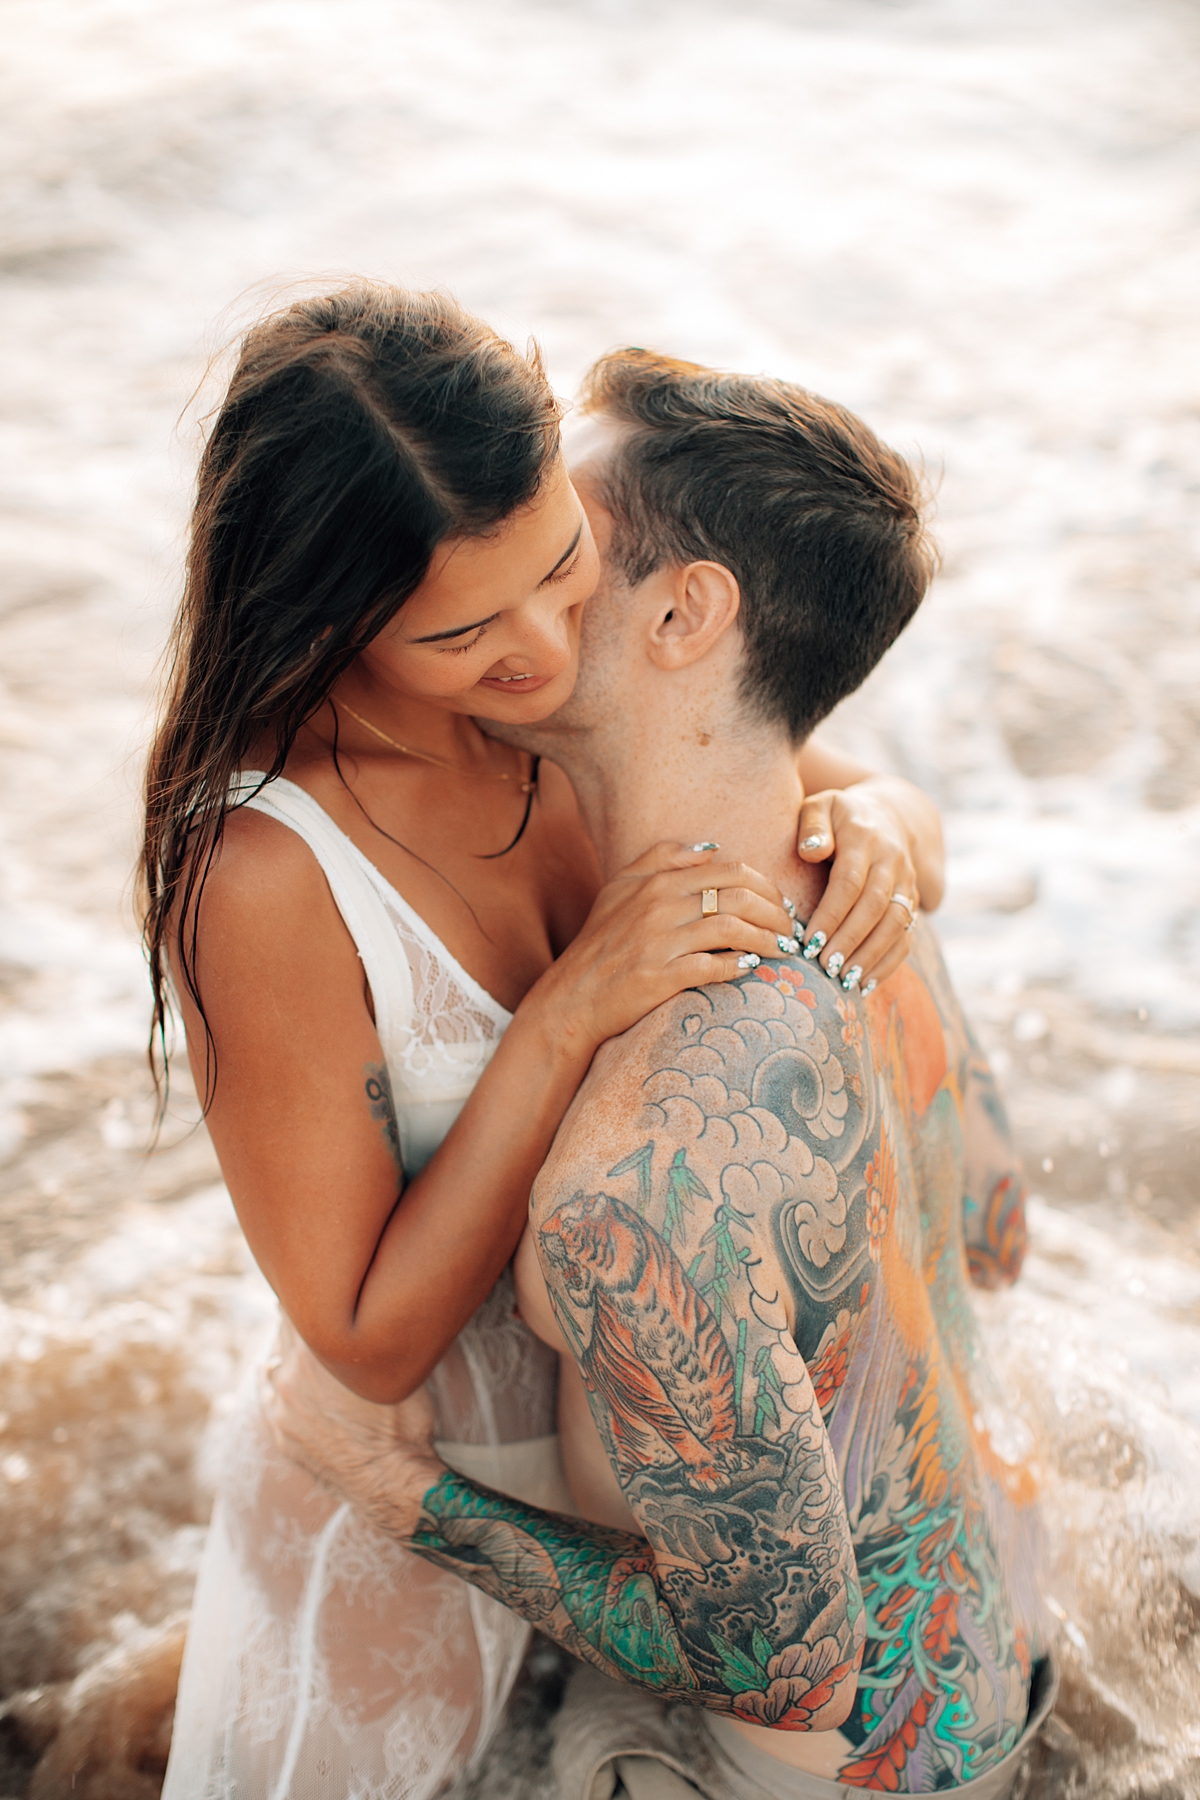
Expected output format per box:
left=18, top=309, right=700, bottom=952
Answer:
left=515, top=926, right=1044, bottom=1788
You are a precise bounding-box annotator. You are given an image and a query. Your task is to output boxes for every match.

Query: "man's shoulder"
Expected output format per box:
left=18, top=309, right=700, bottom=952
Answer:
left=534, top=959, right=868, bottom=1240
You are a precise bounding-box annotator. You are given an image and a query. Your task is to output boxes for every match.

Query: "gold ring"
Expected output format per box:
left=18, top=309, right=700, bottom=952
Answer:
left=701, top=888, right=719, bottom=917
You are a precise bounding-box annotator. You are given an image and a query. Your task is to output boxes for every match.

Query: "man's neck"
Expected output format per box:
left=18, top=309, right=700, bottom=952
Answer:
left=549, top=721, right=821, bottom=914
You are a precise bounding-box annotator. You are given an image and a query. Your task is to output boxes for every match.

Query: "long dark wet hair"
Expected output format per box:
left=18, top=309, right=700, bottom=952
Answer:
left=141, top=283, right=561, bottom=1103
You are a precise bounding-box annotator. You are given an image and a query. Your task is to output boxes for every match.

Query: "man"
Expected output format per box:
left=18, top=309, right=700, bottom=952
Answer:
left=271, top=351, right=1049, bottom=1797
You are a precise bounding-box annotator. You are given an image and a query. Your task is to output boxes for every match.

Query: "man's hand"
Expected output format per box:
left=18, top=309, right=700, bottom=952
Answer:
left=263, top=1318, right=444, bottom=1538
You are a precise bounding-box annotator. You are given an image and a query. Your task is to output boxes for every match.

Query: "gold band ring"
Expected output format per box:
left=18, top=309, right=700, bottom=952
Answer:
left=889, top=891, right=917, bottom=929
left=701, top=888, right=719, bottom=918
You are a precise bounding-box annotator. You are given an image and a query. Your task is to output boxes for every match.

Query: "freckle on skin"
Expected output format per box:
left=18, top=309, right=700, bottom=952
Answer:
left=698, top=733, right=711, bottom=746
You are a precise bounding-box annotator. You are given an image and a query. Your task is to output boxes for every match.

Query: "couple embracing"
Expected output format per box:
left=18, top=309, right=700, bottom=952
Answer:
left=145, top=285, right=1050, bottom=1800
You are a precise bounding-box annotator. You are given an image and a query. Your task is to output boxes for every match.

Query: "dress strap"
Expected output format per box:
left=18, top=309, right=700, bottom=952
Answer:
left=232, top=774, right=415, bottom=1080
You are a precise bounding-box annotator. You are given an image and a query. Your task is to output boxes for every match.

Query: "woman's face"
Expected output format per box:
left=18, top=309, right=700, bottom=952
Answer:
left=359, top=457, right=599, bottom=722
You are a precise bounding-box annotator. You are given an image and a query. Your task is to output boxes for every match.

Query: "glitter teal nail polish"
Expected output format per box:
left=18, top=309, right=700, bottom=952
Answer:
left=802, top=931, right=826, bottom=961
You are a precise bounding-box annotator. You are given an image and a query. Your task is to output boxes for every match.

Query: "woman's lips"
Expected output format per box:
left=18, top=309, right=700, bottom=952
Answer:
left=475, top=671, right=555, bottom=694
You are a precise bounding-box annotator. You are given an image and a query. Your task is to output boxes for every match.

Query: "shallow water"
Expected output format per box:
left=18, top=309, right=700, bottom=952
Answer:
left=0, top=0, right=1197, bottom=1794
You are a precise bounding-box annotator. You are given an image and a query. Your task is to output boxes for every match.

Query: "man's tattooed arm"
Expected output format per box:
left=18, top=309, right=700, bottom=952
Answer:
left=406, top=980, right=866, bottom=1727
left=959, top=1034, right=1027, bottom=1288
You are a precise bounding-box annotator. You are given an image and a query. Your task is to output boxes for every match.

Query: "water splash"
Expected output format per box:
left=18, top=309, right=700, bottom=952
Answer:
left=0, top=0, right=1197, bottom=1794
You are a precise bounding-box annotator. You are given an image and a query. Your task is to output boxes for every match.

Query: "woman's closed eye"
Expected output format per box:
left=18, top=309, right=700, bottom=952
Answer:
left=543, top=549, right=582, bottom=587
left=439, top=623, right=491, bottom=656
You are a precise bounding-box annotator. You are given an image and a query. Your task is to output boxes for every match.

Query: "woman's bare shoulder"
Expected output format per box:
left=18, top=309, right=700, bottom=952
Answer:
left=172, top=800, right=370, bottom=1053
left=205, top=801, right=325, bottom=905
left=187, top=800, right=351, bottom=970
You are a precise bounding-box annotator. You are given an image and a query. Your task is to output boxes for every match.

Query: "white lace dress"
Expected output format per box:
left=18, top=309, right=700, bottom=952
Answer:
left=163, top=777, right=572, bottom=1800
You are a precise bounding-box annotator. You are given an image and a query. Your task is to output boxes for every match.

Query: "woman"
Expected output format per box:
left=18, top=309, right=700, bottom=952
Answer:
left=147, top=283, right=943, bottom=1799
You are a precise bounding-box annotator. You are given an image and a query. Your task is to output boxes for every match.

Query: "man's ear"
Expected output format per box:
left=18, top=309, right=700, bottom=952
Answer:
left=647, top=561, right=741, bottom=670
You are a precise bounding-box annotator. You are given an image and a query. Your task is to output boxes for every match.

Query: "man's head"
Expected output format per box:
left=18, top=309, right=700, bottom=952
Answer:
left=562, top=349, right=935, bottom=747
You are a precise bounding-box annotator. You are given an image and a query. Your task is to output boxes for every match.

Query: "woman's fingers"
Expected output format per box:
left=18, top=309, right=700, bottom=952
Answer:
left=819, top=912, right=905, bottom=990
left=678, top=913, right=802, bottom=963
left=636, top=857, right=793, bottom=940
left=676, top=949, right=773, bottom=987
left=681, top=856, right=787, bottom=912
left=551, top=848, right=801, bottom=1044
left=797, top=792, right=835, bottom=863
left=685, top=881, right=793, bottom=938
left=797, top=848, right=872, bottom=953
left=841, top=914, right=911, bottom=986
left=615, top=839, right=724, bottom=878
left=810, top=868, right=906, bottom=977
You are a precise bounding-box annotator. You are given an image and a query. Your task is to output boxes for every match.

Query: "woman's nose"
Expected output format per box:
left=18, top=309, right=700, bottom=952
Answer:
left=506, top=591, right=578, bottom=666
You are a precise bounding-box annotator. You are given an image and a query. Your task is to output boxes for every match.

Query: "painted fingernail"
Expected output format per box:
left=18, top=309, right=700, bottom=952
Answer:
left=862, top=978, right=877, bottom=996
left=802, top=931, right=826, bottom=961
left=736, top=953, right=761, bottom=970
left=690, top=841, right=719, bottom=852
left=826, top=951, right=845, bottom=979
left=842, top=965, right=863, bottom=992
left=777, top=935, right=799, bottom=956
left=801, top=834, right=827, bottom=850
left=782, top=897, right=796, bottom=919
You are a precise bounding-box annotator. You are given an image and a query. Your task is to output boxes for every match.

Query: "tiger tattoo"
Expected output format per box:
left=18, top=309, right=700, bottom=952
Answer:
left=539, top=1190, right=738, bottom=1488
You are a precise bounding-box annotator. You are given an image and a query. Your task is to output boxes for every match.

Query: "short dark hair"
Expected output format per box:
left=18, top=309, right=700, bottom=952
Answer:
left=580, top=349, right=935, bottom=743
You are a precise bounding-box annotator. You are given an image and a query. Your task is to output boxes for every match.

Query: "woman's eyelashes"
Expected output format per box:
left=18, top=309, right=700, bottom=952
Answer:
left=439, top=624, right=489, bottom=656
left=545, top=550, right=582, bottom=586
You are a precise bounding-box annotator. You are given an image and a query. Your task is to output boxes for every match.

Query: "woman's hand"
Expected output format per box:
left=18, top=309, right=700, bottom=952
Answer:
left=528, top=842, right=798, bottom=1050
left=264, top=1319, right=443, bottom=1539
left=793, top=779, right=943, bottom=992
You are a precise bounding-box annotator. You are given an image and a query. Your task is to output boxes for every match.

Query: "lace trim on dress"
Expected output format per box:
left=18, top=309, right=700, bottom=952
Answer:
left=233, top=774, right=511, bottom=1103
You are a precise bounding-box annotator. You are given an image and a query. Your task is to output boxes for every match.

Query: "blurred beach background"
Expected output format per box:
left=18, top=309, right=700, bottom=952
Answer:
left=0, top=0, right=1197, bottom=1794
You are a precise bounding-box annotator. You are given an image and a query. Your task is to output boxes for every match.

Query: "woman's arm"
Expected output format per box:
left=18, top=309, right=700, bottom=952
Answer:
left=176, top=818, right=796, bottom=1403
left=794, top=735, right=945, bottom=989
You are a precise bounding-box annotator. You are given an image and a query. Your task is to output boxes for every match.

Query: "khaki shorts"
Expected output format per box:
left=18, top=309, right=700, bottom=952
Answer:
left=554, top=1656, right=1059, bottom=1800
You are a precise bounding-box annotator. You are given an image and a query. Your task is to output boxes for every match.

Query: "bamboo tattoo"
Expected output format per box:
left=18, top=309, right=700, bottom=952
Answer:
left=409, top=933, right=1046, bottom=1783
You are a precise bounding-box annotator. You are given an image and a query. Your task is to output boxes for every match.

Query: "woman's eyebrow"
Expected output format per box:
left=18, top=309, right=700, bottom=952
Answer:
left=409, top=611, right=500, bottom=644
left=538, top=519, right=584, bottom=585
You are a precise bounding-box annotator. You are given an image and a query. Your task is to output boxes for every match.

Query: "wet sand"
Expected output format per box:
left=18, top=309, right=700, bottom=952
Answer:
left=1, top=0, right=1198, bottom=1794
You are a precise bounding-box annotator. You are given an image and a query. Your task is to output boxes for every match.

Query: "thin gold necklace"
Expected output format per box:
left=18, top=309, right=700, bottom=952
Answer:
left=336, top=700, right=536, bottom=792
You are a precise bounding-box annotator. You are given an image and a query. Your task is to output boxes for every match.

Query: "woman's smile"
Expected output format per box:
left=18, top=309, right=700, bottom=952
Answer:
left=476, top=669, right=557, bottom=694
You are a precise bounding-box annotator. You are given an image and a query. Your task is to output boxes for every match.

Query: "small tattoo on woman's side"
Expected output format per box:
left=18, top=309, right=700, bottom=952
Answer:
left=364, top=1062, right=402, bottom=1175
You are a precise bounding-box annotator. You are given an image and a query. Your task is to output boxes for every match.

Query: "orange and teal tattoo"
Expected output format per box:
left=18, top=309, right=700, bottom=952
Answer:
left=407, top=932, right=1046, bottom=1786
